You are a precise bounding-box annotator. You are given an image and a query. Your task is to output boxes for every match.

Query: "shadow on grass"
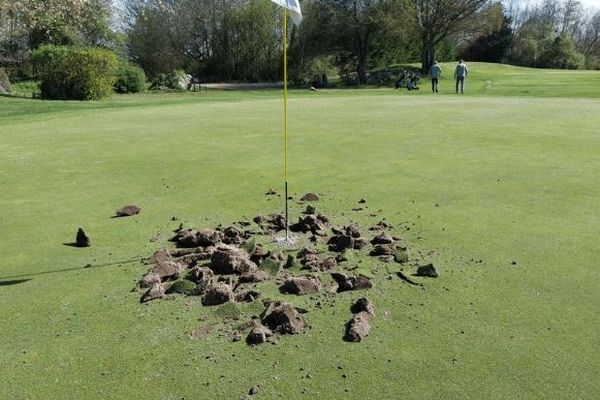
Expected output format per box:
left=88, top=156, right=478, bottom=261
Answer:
left=0, top=279, right=32, bottom=286
left=62, top=242, right=85, bottom=247
left=0, top=257, right=144, bottom=281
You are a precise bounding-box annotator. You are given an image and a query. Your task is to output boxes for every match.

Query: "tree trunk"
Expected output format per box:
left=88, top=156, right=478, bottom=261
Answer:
left=421, top=39, right=435, bottom=74
left=356, top=37, right=368, bottom=84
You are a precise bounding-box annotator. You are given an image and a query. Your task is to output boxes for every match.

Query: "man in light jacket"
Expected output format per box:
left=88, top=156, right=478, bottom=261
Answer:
left=430, top=60, right=441, bottom=93
left=454, top=59, right=468, bottom=94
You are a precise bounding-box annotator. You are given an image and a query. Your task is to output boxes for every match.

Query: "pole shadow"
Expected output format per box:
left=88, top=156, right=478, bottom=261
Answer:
left=0, top=279, right=32, bottom=286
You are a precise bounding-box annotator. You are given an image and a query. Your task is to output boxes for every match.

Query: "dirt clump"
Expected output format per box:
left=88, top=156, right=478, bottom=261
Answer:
left=300, top=193, right=319, bottom=201
left=280, top=276, right=321, bottom=295
left=371, top=232, right=394, bottom=245
left=262, top=302, right=307, bottom=334
left=173, top=228, right=223, bottom=248
left=76, top=227, right=90, bottom=247
left=331, top=273, right=373, bottom=292
left=370, top=244, right=396, bottom=256
left=254, top=213, right=287, bottom=232
left=290, top=214, right=328, bottom=234
left=141, top=283, right=166, bottom=303
left=202, top=283, right=234, bottom=306
left=345, top=297, right=375, bottom=342
left=210, top=245, right=257, bottom=275
left=151, top=260, right=186, bottom=280
left=416, top=263, right=439, bottom=278
left=115, top=205, right=141, bottom=217
left=139, top=272, right=161, bottom=288
left=320, top=256, right=337, bottom=271
left=246, top=324, right=272, bottom=345
left=239, top=270, right=270, bottom=283
left=369, top=220, right=392, bottom=231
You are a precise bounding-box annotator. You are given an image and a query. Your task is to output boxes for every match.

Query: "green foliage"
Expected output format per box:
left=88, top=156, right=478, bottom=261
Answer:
left=31, top=45, right=118, bottom=100
left=460, top=12, right=514, bottom=63
left=538, top=35, right=585, bottom=70
left=149, top=70, right=187, bottom=91
left=114, top=63, right=146, bottom=94
left=0, top=68, right=10, bottom=93
left=167, top=279, right=197, bottom=295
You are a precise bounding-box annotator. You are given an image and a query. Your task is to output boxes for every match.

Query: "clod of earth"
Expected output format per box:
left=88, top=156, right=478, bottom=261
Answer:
left=280, top=276, right=321, bottom=295
left=238, top=270, right=270, bottom=283
left=331, top=273, right=373, bottom=292
left=290, top=214, right=327, bottom=234
left=265, top=188, right=277, bottom=195
left=139, top=272, right=161, bottom=288
left=172, top=228, right=223, bottom=248
left=76, top=227, right=90, bottom=247
left=369, top=220, right=392, bottom=231
left=141, top=283, right=165, bottom=303
left=253, top=213, right=287, bottom=232
left=235, top=290, right=261, bottom=302
left=416, top=264, right=439, bottom=278
left=371, top=233, right=394, bottom=245
left=300, top=193, right=319, bottom=201
left=351, top=297, right=375, bottom=315
left=261, top=302, right=307, bottom=334
left=115, top=205, right=141, bottom=217
left=151, top=260, right=186, bottom=280
left=246, top=324, right=272, bottom=345
left=370, top=244, right=396, bottom=256
left=345, top=311, right=373, bottom=342
left=249, top=384, right=260, bottom=396
left=202, top=283, right=234, bottom=306
left=210, top=245, right=257, bottom=275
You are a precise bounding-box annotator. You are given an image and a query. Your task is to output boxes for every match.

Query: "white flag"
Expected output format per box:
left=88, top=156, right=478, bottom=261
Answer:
left=270, top=0, right=303, bottom=26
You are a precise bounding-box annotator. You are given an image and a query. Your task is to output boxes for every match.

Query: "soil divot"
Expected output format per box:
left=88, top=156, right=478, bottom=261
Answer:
left=115, top=205, right=141, bottom=217
left=300, top=193, right=319, bottom=201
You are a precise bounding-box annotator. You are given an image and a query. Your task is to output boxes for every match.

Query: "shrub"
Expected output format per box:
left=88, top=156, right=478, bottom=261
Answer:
left=0, top=68, right=11, bottom=94
left=114, top=63, right=146, bottom=93
left=149, top=69, right=187, bottom=91
left=31, top=45, right=118, bottom=100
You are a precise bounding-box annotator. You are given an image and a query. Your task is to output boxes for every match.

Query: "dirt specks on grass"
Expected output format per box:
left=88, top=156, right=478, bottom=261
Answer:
left=190, top=324, right=215, bottom=339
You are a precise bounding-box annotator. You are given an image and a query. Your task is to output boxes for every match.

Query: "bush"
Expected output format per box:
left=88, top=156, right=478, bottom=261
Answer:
left=114, top=63, right=146, bottom=93
left=31, top=45, right=118, bottom=100
left=149, top=69, right=188, bottom=91
left=0, top=68, right=11, bottom=94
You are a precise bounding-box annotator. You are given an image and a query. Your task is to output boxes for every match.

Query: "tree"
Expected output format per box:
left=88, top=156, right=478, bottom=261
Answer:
left=415, top=0, right=489, bottom=73
left=459, top=3, right=514, bottom=63
left=293, top=0, right=412, bottom=84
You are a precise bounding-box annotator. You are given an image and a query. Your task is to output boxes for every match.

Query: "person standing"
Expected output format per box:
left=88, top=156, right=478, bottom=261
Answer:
left=430, top=60, right=442, bottom=93
left=454, top=59, right=468, bottom=93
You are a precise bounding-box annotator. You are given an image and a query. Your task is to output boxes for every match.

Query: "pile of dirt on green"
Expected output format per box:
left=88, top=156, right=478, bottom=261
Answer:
left=137, top=193, right=439, bottom=345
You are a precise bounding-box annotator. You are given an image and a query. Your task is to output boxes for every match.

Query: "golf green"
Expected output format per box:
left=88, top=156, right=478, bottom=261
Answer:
left=1, top=66, right=599, bottom=399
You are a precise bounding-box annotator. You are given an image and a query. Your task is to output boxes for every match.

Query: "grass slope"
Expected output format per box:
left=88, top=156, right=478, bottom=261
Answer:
left=1, top=65, right=599, bottom=399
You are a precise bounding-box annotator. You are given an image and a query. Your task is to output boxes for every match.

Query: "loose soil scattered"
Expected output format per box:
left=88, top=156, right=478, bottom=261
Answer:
left=136, top=192, right=442, bottom=346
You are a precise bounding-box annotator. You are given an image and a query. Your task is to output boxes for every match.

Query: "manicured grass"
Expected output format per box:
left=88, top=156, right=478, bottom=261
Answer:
left=1, top=64, right=599, bottom=399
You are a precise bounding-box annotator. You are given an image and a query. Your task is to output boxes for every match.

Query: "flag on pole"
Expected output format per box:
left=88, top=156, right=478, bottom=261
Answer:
left=270, top=0, right=303, bottom=25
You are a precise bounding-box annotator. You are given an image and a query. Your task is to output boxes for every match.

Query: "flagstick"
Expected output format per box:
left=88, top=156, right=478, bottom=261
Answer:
left=283, top=7, right=289, bottom=242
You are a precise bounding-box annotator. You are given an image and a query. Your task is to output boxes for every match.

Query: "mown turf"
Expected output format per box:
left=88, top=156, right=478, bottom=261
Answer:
left=1, top=64, right=599, bottom=399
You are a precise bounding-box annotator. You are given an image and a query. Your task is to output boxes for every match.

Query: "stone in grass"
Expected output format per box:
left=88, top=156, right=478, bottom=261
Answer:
left=394, top=250, right=409, bottom=264
left=76, top=227, right=90, bottom=247
left=166, top=279, right=197, bottom=295
left=416, top=263, right=439, bottom=278
left=115, top=205, right=141, bottom=217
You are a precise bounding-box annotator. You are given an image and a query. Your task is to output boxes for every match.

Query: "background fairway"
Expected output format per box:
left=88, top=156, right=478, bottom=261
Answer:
left=1, top=65, right=600, bottom=399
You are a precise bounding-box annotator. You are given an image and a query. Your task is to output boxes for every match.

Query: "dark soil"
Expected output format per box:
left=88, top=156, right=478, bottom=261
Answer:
left=115, top=205, right=141, bottom=217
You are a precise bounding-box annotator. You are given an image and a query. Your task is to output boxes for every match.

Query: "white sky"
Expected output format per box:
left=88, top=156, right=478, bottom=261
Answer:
left=580, top=0, right=600, bottom=8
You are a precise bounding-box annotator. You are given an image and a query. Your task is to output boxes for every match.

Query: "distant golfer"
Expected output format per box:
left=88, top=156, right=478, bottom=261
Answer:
left=430, top=60, right=441, bottom=93
left=454, top=59, right=468, bottom=93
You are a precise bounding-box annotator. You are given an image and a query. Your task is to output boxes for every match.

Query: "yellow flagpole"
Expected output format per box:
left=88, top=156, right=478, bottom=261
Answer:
left=283, top=7, right=289, bottom=240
